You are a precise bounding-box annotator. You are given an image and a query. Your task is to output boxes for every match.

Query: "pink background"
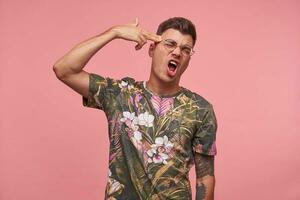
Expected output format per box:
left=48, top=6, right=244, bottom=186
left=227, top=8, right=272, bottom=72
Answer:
left=1, top=0, right=299, bottom=199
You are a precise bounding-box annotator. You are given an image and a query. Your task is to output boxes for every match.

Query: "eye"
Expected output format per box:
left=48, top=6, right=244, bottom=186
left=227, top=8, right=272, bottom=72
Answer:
left=164, top=40, right=177, bottom=48
left=182, top=47, right=192, bottom=55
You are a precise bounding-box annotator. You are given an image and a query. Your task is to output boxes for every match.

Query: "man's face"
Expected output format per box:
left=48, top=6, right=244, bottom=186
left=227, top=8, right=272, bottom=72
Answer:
left=148, top=28, right=194, bottom=85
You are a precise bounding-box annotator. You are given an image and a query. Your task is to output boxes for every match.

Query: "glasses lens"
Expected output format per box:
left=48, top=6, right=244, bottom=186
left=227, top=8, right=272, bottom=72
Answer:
left=164, top=40, right=177, bottom=50
left=163, top=39, right=194, bottom=56
left=181, top=47, right=192, bottom=56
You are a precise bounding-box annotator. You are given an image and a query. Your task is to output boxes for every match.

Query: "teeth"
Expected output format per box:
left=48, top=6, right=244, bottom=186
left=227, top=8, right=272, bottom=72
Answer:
left=170, top=61, right=178, bottom=67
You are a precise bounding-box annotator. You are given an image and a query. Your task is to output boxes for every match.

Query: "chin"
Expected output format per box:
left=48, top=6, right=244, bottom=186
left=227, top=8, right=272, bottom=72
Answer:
left=161, top=75, right=179, bottom=84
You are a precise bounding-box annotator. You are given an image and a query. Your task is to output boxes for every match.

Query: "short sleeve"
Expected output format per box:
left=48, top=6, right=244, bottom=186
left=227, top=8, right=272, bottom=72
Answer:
left=192, top=104, right=218, bottom=156
left=82, top=73, right=119, bottom=111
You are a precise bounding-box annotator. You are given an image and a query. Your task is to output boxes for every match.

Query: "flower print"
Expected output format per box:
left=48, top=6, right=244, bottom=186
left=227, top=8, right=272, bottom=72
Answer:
left=120, top=111, right=135, bottom=121
left=193, top=141, right=217, bottom=155
left=138, top=112, right=154, bottom=127
left=107, top=169, right=124, bottom=198
left=120, top=111, right=138, bottom=127
left=209, top=141, right=217, bottom=155
left=147, top=149, right=168, bottom=164
left=130, top=93, right=143, bottom=111
left=120, top=111, right=141, bottom=139
left=133, top=131, right=142, bottom=141
left=147, top=135, right=174, bottom=165
left=193, top=143, right=203, bottom=153
left=121, top=111, right=154, bottom=128
left=118, top=80, right=128, bottom=88
left=177, top=94, right=190, bottom=105
left=134, top=93, right=142, bottom=103
left=128, top=85, right=133, bottom=90
left=129, top=120, right=139, bottom=130
left=129, top=122, right=142, bottom=141
left=118, top=80, right=133, bottom=90
left=107, top=179, right=123, bottom=198
left=151, top=95, right=174, bottom=116
left=120, top=111, right=143, bottom=150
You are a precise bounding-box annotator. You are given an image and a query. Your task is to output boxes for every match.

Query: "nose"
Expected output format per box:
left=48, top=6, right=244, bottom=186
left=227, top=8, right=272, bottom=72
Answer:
left=171, top=46, right=181, bottom=57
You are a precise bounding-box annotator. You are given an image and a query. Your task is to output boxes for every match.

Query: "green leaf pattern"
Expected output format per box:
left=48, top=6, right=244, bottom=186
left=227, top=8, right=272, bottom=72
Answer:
left=82, top=73, right=217, bottom=199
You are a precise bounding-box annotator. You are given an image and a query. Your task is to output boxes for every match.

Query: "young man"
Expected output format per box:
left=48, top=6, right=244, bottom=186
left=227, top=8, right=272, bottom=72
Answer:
left=53, top=17, right=217, bottom=200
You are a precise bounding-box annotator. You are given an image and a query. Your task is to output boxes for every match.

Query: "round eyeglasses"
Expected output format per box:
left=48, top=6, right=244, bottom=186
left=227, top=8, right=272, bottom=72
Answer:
left=161, top=39, right=195, bottom=56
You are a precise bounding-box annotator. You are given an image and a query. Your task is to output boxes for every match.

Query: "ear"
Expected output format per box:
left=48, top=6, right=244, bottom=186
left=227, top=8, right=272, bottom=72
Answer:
left=148, top=43, right=155, bottom=57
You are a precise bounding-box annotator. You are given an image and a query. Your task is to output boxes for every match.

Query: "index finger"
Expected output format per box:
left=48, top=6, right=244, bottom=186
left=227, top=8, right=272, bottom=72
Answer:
left=143, top=30, right=162, bottom=42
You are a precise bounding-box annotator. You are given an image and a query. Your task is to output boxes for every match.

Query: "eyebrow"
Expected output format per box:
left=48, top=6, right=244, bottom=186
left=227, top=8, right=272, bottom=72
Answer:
left=165, top=39, right=193, bottom=48
left=183, top=44, right=193, bottom=49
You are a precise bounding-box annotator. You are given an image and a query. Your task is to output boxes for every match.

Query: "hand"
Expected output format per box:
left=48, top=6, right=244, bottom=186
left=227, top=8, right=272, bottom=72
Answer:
left=110, top=18, right=162, bottom=50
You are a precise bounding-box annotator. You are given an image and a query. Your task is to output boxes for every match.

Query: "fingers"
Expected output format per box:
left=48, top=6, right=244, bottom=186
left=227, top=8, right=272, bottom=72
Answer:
left=134, top=30, right=161, bottom=50
left=129, top=19, right=161, bottom=42
left=134, top=18, right=139, bottom=27
left=123, top=18, right=161, bottom=49
left=143, top=30, right=162, bottom=42
left=135, top=35, right=147, bottom=50
left=128, top=18, right=139, bottom=27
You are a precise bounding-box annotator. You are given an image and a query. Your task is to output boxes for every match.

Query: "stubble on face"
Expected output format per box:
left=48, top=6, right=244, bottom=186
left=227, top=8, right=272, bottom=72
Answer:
left=148, top=29, right=194, bottom=87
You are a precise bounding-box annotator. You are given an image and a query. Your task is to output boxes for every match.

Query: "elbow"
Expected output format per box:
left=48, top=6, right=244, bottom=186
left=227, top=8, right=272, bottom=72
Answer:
left=52, top=56, right=71, bottom=79
left=52, top=65, right=64, bottom=80
left=52, top=64, right=71, bottom=80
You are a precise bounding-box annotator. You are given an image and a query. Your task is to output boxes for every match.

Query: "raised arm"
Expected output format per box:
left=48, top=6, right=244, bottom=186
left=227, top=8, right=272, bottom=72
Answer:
left=52, top=18, right=161, bottom=98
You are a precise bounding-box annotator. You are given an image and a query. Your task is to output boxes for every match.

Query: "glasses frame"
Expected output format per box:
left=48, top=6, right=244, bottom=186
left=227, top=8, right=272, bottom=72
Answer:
left=160, top=39, right=195, bottom=57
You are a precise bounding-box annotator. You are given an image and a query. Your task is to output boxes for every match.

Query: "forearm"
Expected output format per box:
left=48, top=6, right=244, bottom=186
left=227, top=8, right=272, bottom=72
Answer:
left=53, top=19, right=161, bottom=79
left=194, top=154, right=215, bottom=200
left=53, top=28, right=117, bottom=78
left=196, top=176, right=215, bottom=200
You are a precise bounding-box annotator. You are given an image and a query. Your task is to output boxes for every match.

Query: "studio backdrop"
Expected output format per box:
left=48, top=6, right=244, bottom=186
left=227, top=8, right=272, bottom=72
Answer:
left=1, top=0, right=299, bottom=200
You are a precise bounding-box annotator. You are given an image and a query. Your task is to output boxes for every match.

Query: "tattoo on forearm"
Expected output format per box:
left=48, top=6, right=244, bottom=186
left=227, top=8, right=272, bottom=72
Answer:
left=196, top=183, right=206, bottom=200
left=195, top=154, right=214, bottom=178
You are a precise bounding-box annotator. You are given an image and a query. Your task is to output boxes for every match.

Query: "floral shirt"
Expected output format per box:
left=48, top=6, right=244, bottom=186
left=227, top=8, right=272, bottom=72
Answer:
left=82, top=73, right=218, bottom=200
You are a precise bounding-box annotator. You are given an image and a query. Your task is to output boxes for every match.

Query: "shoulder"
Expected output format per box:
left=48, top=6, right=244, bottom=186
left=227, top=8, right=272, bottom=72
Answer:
left=120, top=76, right=136, bottom=84
left=182, top=89, right=218, bottom=127
left=182, top=87, right=214, bottom=108
left=103, top=76, right=137, bottom=88
left=118, top=76, right=140, bottom=89
left=111, top=76, right=143, bottom=94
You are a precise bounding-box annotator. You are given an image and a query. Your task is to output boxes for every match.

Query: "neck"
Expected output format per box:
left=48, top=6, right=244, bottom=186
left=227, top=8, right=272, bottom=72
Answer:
left=146, top=78, right=182, bottom=97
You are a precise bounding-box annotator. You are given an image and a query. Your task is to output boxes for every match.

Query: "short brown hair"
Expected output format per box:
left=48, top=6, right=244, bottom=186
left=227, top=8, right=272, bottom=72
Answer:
left=156, top=17, right=197, bottom=46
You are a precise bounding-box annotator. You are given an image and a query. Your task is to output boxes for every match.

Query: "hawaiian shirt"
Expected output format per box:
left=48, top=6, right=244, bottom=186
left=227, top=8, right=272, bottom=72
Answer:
left=82, top=73, right=218, bottom=200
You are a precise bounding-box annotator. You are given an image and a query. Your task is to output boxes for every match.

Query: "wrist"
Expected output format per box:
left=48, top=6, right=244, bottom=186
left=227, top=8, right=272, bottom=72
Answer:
left=108, top=26, right=121, bottom=39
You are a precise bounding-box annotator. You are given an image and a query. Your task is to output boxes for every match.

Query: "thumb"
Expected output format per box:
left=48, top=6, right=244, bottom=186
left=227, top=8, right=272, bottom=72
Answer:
left=133, top=17, right=139, bottom=27
left=127, top=18, right=138, bottom=26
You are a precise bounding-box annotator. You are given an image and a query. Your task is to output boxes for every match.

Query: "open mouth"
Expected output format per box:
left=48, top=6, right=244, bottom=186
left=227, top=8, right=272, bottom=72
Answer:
left=167, top=60, right=178, bottom=77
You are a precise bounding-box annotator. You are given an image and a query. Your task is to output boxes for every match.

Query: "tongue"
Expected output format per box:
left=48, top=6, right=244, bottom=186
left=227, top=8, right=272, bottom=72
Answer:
left=167, top=65, right=177, bottom=77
